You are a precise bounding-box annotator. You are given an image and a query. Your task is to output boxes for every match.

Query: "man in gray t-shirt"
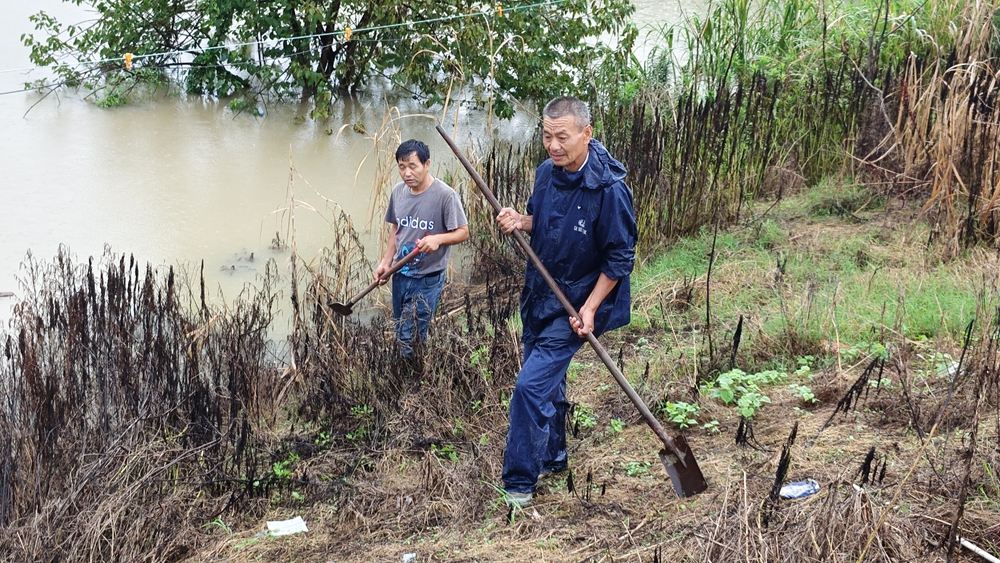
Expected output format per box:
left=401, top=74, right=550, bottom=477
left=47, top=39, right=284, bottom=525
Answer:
left=376, top=139, right=469, bottom=358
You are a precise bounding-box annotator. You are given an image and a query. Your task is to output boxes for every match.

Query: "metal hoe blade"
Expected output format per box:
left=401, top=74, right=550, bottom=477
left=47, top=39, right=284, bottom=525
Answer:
left=330, top=247, right=421, bottom=317
left=330, top=301, right=353, bottom=316
left=658, top=435, right=709, bottom=498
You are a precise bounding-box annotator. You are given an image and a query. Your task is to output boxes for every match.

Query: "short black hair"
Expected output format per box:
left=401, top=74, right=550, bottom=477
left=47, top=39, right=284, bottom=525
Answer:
left=396, top=139, right=430, bottom=164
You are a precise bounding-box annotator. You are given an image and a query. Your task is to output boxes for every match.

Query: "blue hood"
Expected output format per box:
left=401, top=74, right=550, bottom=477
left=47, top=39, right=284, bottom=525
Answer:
left=549, top=139, right=628, bottom=192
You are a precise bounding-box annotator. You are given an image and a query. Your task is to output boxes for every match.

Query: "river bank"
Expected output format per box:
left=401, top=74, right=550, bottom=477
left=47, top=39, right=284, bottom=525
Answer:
left=166, top=185, right=999, bottom=562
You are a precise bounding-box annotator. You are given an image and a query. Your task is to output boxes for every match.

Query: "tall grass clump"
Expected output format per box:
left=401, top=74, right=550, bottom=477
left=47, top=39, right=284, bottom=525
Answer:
left=466, top=137, right=541, bottom=279
left=888, top=2, right=1000, bottom=256
left=594, top=0, right=978, bottom=256
left=0, top=248, right=283, bottom=562
left=599, top=0, right=856, bottom=251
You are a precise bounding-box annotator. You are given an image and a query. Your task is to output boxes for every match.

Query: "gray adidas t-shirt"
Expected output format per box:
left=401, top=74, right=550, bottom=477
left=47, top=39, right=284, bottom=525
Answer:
left=384, top=178, right=468, bottom=277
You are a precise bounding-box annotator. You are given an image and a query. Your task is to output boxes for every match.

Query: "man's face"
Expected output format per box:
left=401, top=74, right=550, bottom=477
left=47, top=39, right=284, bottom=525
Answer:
left=543, top=115, right=592, bottom=172
left=397, top=152, right=431, bottom=190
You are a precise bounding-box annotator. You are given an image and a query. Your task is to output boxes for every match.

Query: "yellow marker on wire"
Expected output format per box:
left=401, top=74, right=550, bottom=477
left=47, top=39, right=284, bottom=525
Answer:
left=497, top=5, right=503, bottom=17
left=124, top=52, right=133, bottom=70
left=344, top=27, right=352, bottom=42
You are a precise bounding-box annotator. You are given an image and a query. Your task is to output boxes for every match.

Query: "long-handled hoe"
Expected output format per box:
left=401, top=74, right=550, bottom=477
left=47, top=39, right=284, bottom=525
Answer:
left=437, top=125, right=708, bottom=498
left=330, top=247, right=420, bottom=316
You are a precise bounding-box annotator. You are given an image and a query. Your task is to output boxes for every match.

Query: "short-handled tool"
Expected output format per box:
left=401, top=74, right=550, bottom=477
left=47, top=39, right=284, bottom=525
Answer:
left=436, top=124, right=708, bottom=498
left=331, top=247, right=420, bottom=316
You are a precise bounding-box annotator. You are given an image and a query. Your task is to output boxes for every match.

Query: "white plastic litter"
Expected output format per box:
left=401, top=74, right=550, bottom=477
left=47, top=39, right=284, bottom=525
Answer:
left=266, top=516, right=308, bottom=536
left=779, top=479, right=820, bottom=499
left=958, top=536, right=1000, bottom=563
left=403, top=553, right=417, bottom=563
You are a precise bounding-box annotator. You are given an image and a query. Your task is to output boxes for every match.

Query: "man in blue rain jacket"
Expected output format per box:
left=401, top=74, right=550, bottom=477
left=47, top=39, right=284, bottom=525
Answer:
left=496, top=96, right=637, bottom=507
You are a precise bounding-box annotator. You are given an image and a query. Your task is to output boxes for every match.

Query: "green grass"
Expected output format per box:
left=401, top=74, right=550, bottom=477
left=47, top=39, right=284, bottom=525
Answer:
left=627, top=183, right=976, bottom=374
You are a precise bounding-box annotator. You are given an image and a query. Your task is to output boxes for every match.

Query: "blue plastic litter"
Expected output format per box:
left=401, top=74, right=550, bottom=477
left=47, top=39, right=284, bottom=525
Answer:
left=779, top=479, right=820, bottom=499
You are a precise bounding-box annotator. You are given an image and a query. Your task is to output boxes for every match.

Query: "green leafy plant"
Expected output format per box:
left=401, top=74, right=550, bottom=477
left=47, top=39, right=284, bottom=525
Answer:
left=346, top=404, right=374, bottom=441
left=233, top=537, right=261, bottom=549
left=431, top=443, right=459, bottom=462
left=702, top=368, right=786, bottom=418
left=661, top=401, right=700, bottom=429
left=272, top=451, right=300, bottom=480
left=736, top=392, right=771, bottom=418
left=202, top=518, right=232, bottom=536
left=625, top=460, right=651, bottom=476
left=794, top=355, right=814, bottom=378
left=869, top=377, right=895, bottom=389
left=701, top=420, right=721, bottom=433
left=345, top=426, right=369, bottom=441
left=572, top=405, right=598, bottom=430
left=314, top=431, right=331, bottom=447
left=632, top=337, right=652, bottom=351
left=916, top=351, right=956, bottom=380
left=610, top=418, right=626, bottom=434
left=839, top=341, right=889, bottom=363
left=470, top=346, right=492, bottom=380
left=350, top=404, right=374, bottom=419
left=789, top=384, right=818, bottom=404
left=567, top=361, right=586, bottom=383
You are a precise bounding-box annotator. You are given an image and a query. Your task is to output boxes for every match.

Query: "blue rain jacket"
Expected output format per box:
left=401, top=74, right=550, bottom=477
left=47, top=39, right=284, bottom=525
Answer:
left=521, top=139, right=637, bottom=343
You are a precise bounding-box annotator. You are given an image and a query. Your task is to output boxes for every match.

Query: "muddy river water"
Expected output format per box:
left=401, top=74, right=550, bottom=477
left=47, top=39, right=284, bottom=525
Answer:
left=0, top=0, right=703, bottom=325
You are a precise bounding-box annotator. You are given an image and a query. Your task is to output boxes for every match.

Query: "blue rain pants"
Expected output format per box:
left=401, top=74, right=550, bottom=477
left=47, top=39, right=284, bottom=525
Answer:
left=391, top=269, right=446, bottom=357
left=502, top=315, right=585, bottom=494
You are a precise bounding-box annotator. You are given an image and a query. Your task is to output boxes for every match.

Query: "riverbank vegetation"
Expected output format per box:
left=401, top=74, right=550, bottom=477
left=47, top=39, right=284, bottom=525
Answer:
left=4, top=0, right=1000, bottom=561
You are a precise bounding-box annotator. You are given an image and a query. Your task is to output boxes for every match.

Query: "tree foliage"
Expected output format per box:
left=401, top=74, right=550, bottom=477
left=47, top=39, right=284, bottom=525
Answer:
left=22, top=0, right=636, bottom=118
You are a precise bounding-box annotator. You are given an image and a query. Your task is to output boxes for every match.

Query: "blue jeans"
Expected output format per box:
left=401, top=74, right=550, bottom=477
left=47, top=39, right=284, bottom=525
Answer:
left=502, top=316, right=585, bottom=494
left=391, top=270, right=446, bottom=357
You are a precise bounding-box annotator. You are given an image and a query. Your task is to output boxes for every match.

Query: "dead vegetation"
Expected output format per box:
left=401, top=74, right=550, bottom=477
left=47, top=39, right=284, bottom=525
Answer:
left=4, top=184, right=997, bottom=563
left=5, top=1, right=1000, bottom=560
